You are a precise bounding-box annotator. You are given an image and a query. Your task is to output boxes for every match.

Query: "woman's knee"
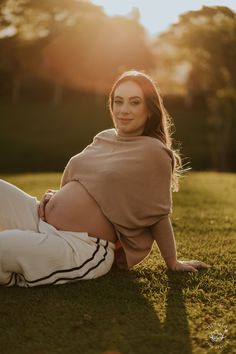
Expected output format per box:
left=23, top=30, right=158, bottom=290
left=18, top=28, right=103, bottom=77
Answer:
left=0, top=179, right=9, bottom=191
left=0, top=179, right=18, bottom=199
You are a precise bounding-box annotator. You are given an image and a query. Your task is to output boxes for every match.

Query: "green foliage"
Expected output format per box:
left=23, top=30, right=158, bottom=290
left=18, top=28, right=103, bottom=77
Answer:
left=0, top=172, right=235, bottom=354
left=155, top=6, right=236, bottom=171
left=0, top=0, right=104, bottom=40
left=157, top=6, right=236, bottom=92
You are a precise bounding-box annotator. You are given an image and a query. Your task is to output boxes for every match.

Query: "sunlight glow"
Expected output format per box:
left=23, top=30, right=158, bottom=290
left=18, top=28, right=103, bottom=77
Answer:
left=91, top=0, right=236, bottom=36
left=0, top=25, right=17, bottom=38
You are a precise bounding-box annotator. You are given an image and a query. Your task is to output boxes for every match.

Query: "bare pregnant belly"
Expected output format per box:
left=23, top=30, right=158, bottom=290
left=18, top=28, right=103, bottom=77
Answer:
left=44, top=181, right=117, bottom=243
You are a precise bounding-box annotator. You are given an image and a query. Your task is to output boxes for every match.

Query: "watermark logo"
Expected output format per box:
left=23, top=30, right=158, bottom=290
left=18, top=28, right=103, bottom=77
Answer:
left=206, top=321, right=229, bottom=349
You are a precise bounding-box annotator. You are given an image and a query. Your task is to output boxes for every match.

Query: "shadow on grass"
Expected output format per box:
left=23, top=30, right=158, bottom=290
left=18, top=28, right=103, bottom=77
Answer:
left=0, top=267, right=193, bottom=354
left=162, top=271, right=193, bottom=354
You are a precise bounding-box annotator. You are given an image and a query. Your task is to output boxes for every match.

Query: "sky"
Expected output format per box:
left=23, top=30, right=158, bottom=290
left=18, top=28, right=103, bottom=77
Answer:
left=90, top=0, right=236, bottom=36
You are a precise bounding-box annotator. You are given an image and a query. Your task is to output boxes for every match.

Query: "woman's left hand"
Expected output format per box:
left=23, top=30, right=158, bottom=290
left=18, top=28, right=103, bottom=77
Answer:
left=38, top=190, right=55, bottom=220
left=168, top=259, right=210, bottom=273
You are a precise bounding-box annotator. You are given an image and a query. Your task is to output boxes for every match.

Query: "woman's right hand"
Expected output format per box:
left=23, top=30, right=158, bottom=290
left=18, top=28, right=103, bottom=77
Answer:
left=38, top=190, right=56, bottom=221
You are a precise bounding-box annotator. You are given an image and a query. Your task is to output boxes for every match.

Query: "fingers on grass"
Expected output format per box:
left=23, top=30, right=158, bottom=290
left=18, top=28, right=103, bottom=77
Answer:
left=186, top=266, right=198, bottom=273
left=190, top=260, right=210, bottom=269
left=201, top=261, right=211, bottom=268
left=195, top=261, right=211, bottom=269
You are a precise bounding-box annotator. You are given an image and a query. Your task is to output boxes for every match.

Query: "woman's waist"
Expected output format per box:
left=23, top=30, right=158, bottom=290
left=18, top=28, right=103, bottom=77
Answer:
left=39, top=219, right=115, bottom=250
left=45, top=210, right=117, bottom=239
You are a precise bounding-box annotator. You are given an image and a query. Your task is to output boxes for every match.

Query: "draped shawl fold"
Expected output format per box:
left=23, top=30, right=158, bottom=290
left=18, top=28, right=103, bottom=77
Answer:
left=61, top=128, right=174, bottom=269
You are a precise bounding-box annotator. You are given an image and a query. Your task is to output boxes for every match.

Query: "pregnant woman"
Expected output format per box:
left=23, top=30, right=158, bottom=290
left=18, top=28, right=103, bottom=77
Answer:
left=0, top=70, right=209, bottom=287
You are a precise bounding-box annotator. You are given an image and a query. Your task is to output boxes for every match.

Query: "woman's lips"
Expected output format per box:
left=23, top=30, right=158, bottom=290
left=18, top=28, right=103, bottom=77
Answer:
left=118, top=118, right=133, bottom=122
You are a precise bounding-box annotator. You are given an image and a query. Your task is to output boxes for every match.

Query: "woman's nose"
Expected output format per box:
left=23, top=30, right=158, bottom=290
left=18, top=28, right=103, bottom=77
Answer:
left=120, top=103, right=130, bottom=113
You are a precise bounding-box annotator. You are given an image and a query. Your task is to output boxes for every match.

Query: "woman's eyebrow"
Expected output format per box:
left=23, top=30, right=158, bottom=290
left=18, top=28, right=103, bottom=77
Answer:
left=114, top=95, right=142, bottom=100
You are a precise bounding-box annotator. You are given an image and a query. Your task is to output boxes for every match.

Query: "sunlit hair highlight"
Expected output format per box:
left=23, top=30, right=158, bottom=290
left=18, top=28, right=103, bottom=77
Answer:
left=109, top=70, right=188, bottom=192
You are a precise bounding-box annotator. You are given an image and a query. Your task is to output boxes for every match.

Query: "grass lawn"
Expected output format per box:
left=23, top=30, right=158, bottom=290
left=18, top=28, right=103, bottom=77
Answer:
left=0, top=172, right=235, bottom=354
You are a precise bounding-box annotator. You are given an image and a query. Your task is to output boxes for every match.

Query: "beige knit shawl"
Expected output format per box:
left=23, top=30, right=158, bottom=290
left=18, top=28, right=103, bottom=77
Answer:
left=61, top=128, right=174, bottom=269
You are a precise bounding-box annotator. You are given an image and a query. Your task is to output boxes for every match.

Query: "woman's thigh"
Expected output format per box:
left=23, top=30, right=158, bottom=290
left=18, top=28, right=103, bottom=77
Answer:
left=0, top=228, right=74, bottom=287
left=0, top=225, right=114, bottom=287
left=0, top=179, right=39, bottom=231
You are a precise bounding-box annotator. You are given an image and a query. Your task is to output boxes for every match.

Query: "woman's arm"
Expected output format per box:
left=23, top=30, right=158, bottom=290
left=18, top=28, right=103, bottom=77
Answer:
left=150, top=217, right=210, bottom=272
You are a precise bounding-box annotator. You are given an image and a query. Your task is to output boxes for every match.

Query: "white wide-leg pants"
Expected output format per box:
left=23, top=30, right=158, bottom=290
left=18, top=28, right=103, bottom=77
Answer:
left=0, top=179, right=115, bottom=287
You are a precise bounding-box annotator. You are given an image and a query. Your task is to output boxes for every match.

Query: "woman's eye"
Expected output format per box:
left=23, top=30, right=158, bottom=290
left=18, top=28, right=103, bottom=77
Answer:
left=114, top=100, right=122, bottom=105
left=131, top=101, right=140, bottom=105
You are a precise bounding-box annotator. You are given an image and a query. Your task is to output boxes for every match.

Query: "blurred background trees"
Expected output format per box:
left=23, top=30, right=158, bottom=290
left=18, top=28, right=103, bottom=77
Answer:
left=0, top=0, right=235, bottom=172
left=0, top=0, right=154, bottom=100
left=154, top=6, right=236, bottom=171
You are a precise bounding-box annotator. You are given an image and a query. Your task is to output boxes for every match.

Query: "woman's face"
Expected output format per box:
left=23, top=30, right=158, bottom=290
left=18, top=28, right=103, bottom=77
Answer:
left=112, top=80, right=149, bottom=137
